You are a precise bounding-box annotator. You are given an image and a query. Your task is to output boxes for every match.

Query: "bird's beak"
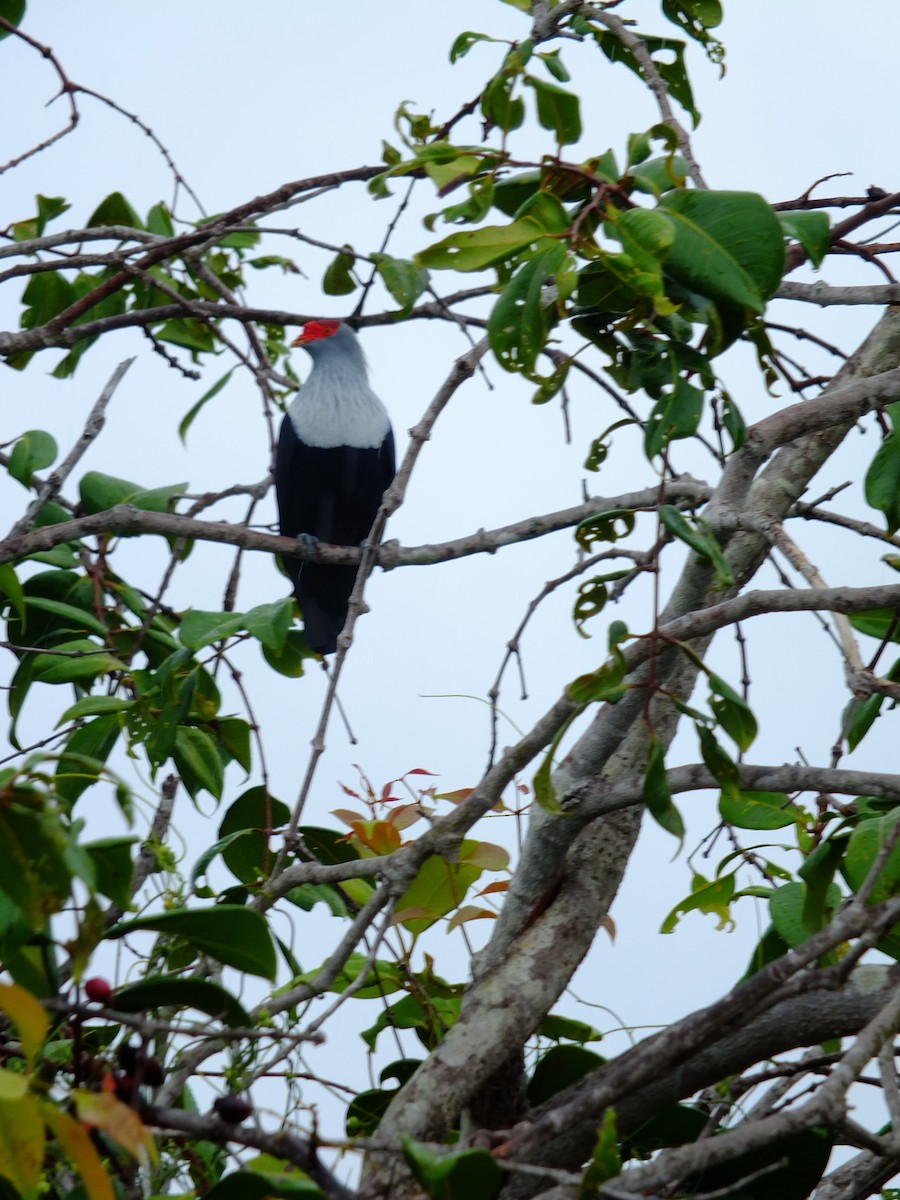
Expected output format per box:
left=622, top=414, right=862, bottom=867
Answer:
left=291, top=329, right=310, bottom=347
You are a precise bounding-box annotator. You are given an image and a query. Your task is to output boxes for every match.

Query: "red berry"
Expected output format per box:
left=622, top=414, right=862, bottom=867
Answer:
left=84, top=977, right=114, bottom=1005
left=214, top=1095, right=253, bottom=1123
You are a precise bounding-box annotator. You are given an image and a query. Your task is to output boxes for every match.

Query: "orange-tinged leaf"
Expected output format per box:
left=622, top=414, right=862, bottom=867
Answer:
left=74, top=1090, right=157, bottom=1164
left=479, top=880, right=510, bottom=896
left=391, top=906, right=432, bottom=926
left=459, top=840, right=510, bottom=871
left=42, top=1102, right=115, bottom=1200
left=387, top=803, right=422, bottom=831
left=0, top=983, right=49, bottom=1068
left=331, top=807, right=364, bottom=826
left=435, top=788, right=474, bottom=804
left=350, top=819, right=402, bottom=855
left=447, top=906, right=497, bottom=931
left=0, top=1093, right=44, bottom=1200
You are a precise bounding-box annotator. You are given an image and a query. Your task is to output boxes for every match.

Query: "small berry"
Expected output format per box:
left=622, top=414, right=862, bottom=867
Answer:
left=114, top=1074, right=135, bottom=1103
left=117, top=1043, right=138, bottom=1074
left=141, top=1055, right=165, bottom=1087
left=214, top=1095, right=253, bottom=1124
left=84, top=977, right=114, bottom=1005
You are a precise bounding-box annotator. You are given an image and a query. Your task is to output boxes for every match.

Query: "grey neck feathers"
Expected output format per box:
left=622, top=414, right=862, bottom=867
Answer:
left=288, top=328, right=390, bottom=450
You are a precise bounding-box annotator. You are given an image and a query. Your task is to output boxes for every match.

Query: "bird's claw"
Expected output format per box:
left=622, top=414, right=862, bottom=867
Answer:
left=296, top=533, right=319, bottom=550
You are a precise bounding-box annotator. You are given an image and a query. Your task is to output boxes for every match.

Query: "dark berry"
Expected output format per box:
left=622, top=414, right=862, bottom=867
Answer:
left=141, top=1055, right=165, bottom=1087
left=117, top=1042, right=138, bottom=1074
left=84, top=977, right=114, bottom=1005
left=214, top=1095, right=253, bottom=1124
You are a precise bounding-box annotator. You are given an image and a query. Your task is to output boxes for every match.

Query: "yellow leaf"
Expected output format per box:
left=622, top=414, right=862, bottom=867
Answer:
left=74, top=1090, right=157, bottom=1165
left=0, top=982, right=48, bottom=1068
left=0, top=1094, right=45, bottom=1200
left=0, top=1066, right=28, bottom=1100
left=42, top=1102, right=115, bottom=1200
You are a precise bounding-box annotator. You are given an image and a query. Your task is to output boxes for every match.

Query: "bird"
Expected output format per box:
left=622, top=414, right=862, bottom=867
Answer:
left=275, top=320, right=395, bottom=655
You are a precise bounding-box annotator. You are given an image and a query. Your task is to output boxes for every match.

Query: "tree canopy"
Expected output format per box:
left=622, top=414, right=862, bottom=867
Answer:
left=3, top=3, right=900, bottom=1199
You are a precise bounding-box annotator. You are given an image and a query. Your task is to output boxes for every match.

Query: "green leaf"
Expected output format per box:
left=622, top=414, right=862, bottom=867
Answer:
left=644, top=379, right=704, bottom=458
left=770, top=880, right=842, bottom=948
left=146, top=202, right=174, bottom=236
left=574, top=508, right=636, bottom=550
left=178, top=370, right=234, bottom=443
left=525, top=75, right=582, bottom=145
left=659, top=190, right=785, bottom=311
left=696, top=723, right=741, bottom=800
left=322, top=248, right=357, bottom=296
left=372, top=253, right=429, bottom=314
left=0, top=1, right=26, bottom=41
left=533, top=707, right=584, bottom=814
left=487, top=242, right=566, bottom=373
left=202, top=1170, right=322, bottom=1200
left=661, top=871, right=735, bottom=933
left=0, top=565, right=26, bottom=626
left=31, top=639, right=125, bottom=685
left=595, top=32, right=700, bottom=125
left=114, top=975, right=251, bottom=1027
left=107, top=905, right=277, bottom=979
left=180, top=609, right=245, bottom=650
left=56, top=714, right=122, bottom=805
left=719, top=791, right=796, bottom=830
left=217, top=787, right=291, bottom=884
left=569, top=620, right=630, bottom=699
left=537, top=1014, right=603, bottom=1044
left=86, top=192, right=143, bottom=230
left=527, top=1044, right=604, bottom=1105
left=449, top=31, right=501, bottom=62
left=643, top=734, right=684, bottom=842
left=629, top=155, right=688, bottom=197
left=658, top=506, right=733, bottom=584
left=296, top=951, right=404, bottom=999
left=83, top=837, right=136, bottom=908
left=416, top=216, right=546, bottom=272
left=393, top=853, right=483, bottom=935
left=25, top=596, right=109, bottom=638
left=173, top=726, right=224, bottom=801
left=216, top=717, right=252, bottom=773
left=402, top=1138, right=501, bottom=1200
left=481, top=75, right=525, bottom=134
left=78, top=471, right=186, bottom=516
left=843, top=810, right=900, bottom=905
left=581, top=1109, right=622, bottom=1195
left=708, top=672, right=757, bottom=751
left=844, top=690, right=886, bottom=752
left=777, top=210, right=830, bottom=268
left=799, top=836, right=847, bottom=935
left=537, top=50, right=570, bottom=82
left=7, top=429, right=58, bottom=486
left=18, top=271, right=75, bottom=334
left=865, top=435, right=900, bottom=533
left=721, top=393, right=746, bottom=449
left=262, top=629, right=312, bottom=677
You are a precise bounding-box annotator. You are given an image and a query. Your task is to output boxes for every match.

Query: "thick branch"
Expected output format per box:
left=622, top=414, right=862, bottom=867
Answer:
left=0, top=480, right=711, bottom=571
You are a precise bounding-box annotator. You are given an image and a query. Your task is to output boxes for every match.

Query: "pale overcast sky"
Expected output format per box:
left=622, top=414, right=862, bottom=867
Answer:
left=3, top=0, right=900, bottom=1142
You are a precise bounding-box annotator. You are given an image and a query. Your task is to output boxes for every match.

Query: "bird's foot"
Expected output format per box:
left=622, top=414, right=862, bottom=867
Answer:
left=295, top=532, right=319, bottom=550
